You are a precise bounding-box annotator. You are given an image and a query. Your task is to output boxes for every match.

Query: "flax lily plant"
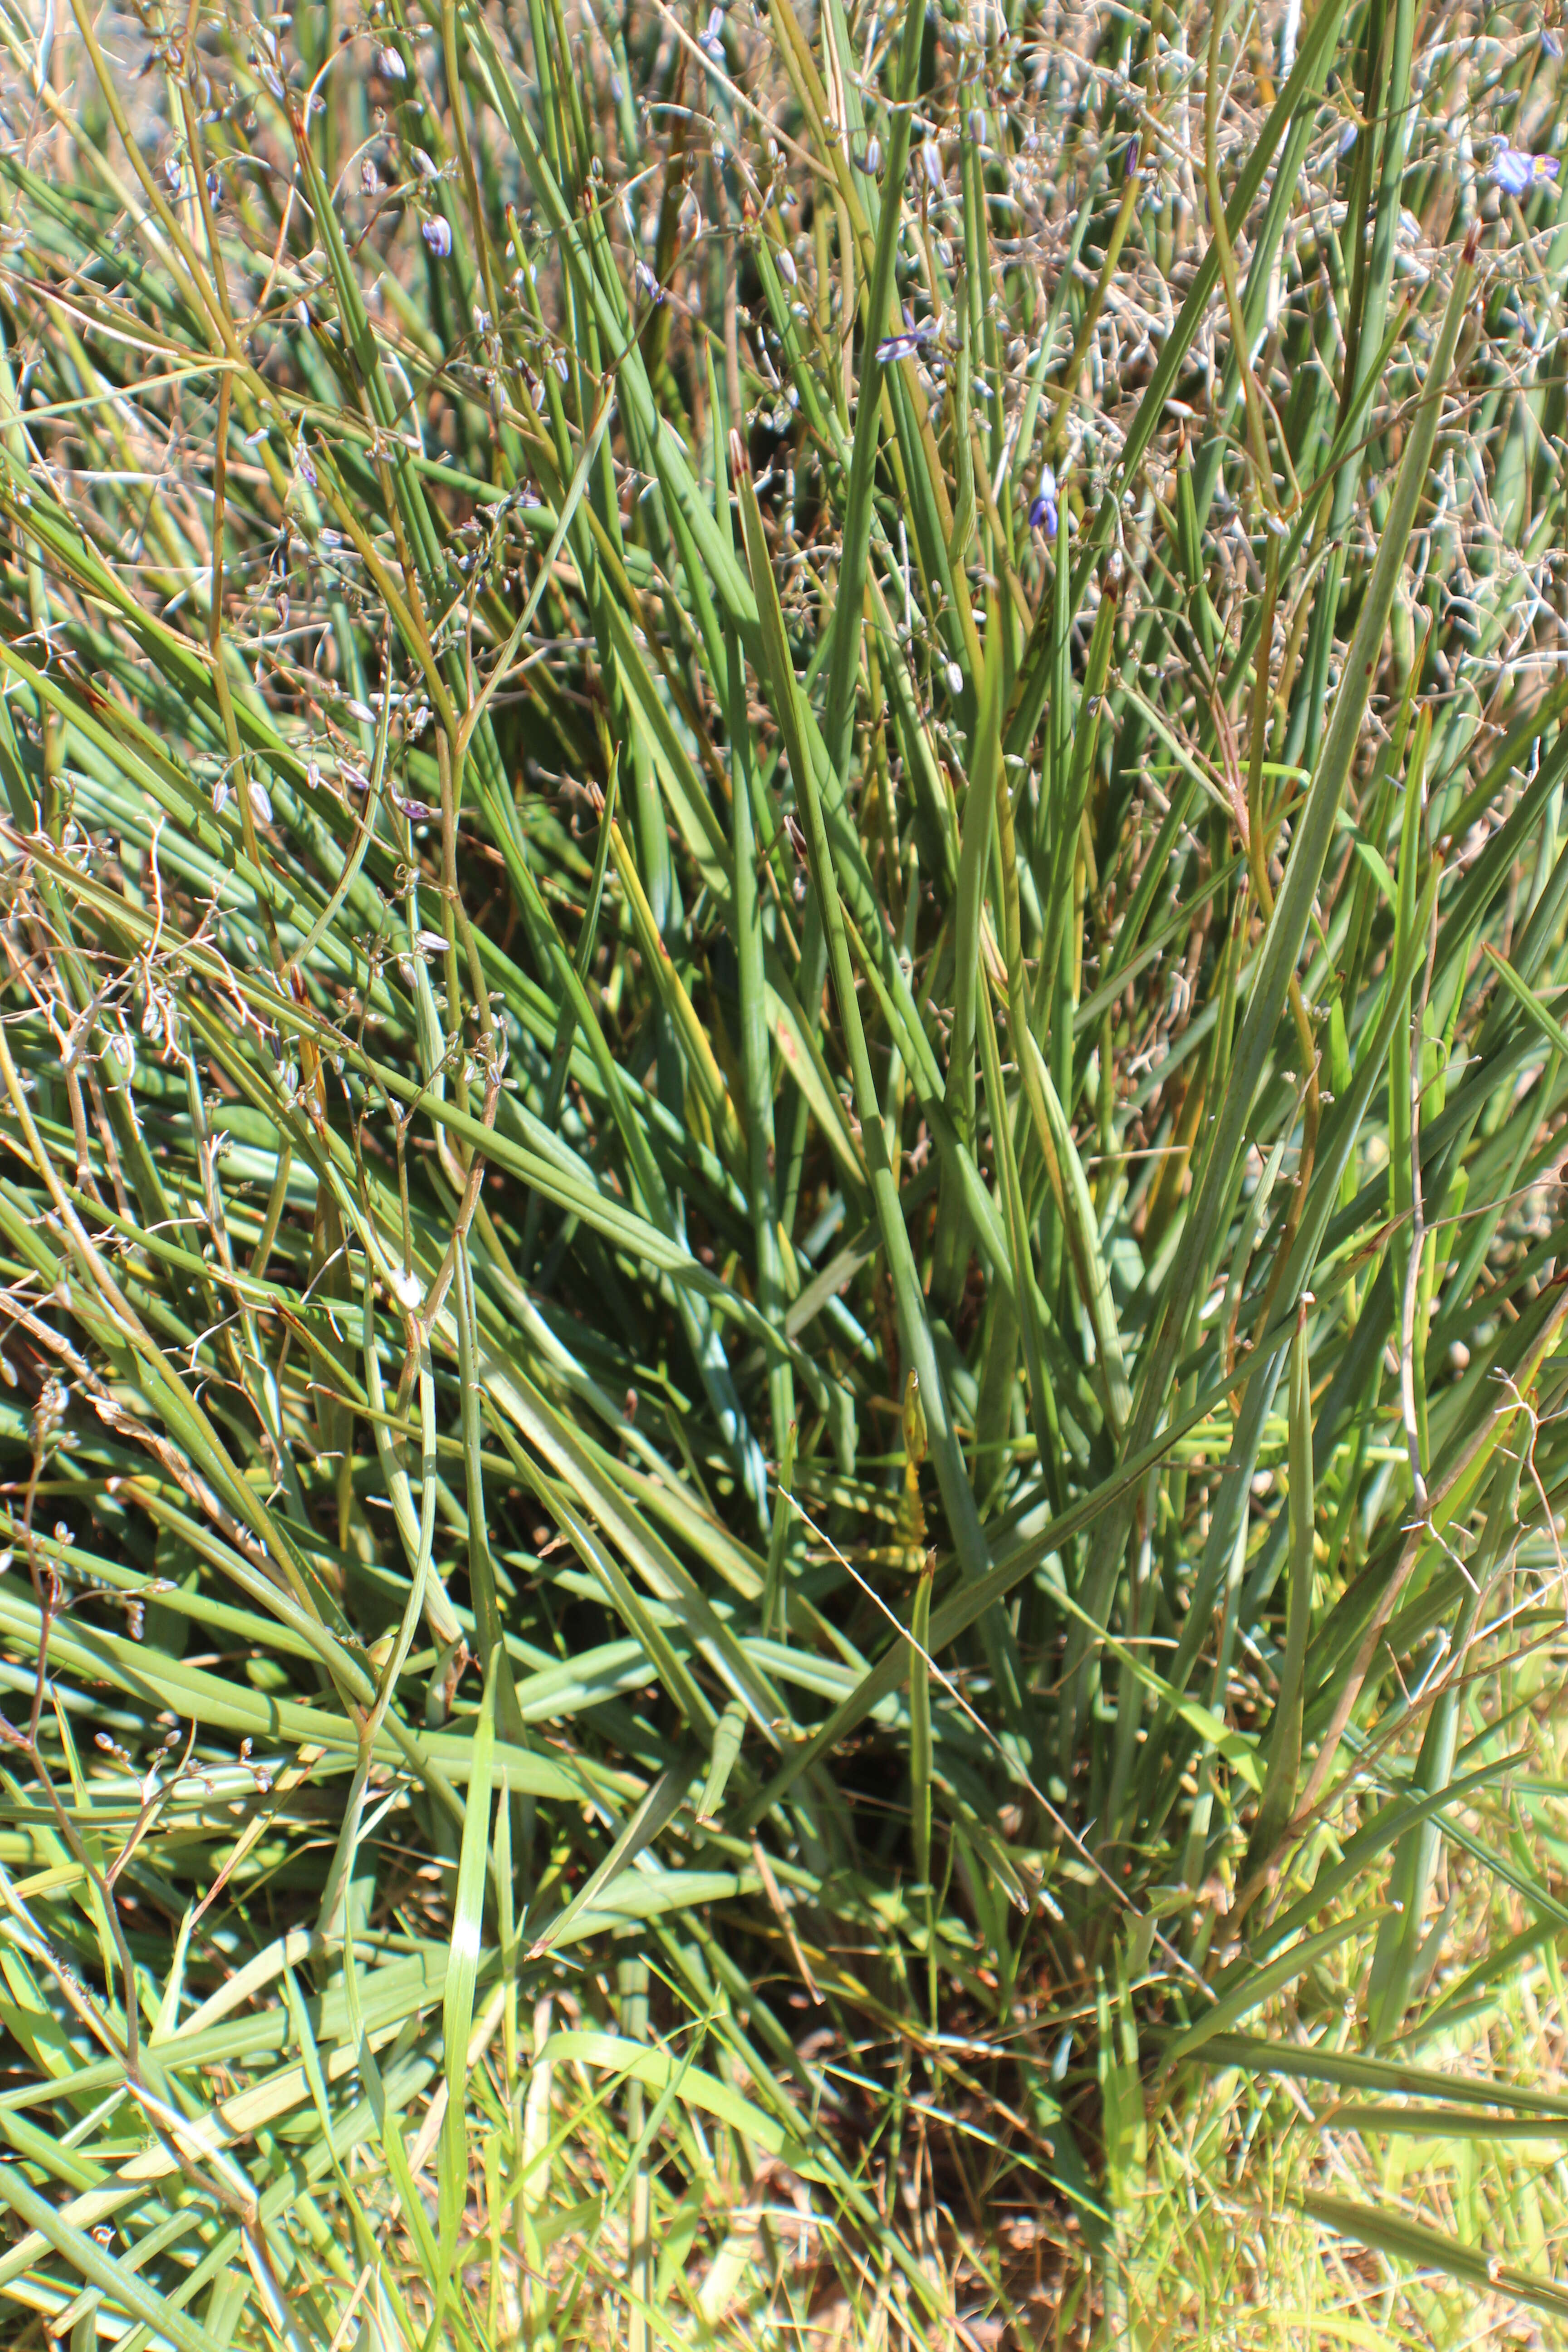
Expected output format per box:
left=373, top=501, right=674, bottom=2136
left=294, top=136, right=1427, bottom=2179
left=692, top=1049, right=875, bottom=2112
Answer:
left=0, top=0, right=1564, bottom=2341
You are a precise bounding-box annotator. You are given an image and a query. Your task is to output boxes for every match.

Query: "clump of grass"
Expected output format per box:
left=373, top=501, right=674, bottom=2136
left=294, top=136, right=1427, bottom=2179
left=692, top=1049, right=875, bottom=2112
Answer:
left=0, top=0, right=1566, bottom=2342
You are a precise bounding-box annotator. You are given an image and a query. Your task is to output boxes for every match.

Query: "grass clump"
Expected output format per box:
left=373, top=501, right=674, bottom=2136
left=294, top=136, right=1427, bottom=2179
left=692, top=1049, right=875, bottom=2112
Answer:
left=0, top=0, right=1566, bottom=2342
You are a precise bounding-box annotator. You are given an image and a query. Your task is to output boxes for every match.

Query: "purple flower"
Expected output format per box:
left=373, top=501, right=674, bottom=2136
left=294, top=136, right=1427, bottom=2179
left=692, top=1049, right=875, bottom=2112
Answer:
left=697, top=7, right=725, bottom=58
left=392, top=794, right=435, bottom=822
left=1029, top=466, right=1058, bottom=538
left=876, top=309, right=933, bottom=368
left=633, top=257, right=664, bottom=305
left=1492, top=146, right=1561, bottom=196
left=422, top=216, right=452, bottom=258
left=296, top=444, right=317, bottom=488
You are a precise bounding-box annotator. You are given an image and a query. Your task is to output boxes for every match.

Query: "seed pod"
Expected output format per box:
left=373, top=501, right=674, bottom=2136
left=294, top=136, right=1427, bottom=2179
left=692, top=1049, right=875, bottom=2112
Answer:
left=902, top=1370, right=927, bottom=1471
